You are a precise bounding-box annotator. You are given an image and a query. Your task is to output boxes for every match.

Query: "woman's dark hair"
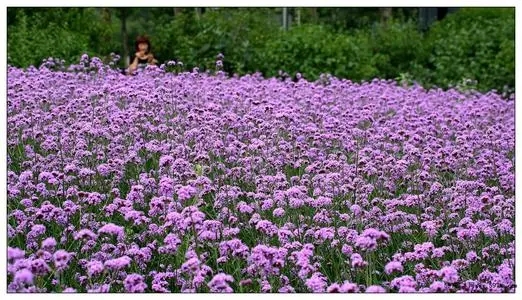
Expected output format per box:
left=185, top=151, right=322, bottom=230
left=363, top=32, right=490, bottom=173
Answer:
left=135, top=35, right=151, bottom=53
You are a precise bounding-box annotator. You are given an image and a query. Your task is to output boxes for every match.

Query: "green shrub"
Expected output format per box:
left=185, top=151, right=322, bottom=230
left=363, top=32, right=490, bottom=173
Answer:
left=416, top=8, right=514, bottom=92
left=261, top=25, right=378, bottom=80
left=361, top=20, right=424, bottom=80
left=8, top=11, right=88, bottom=67
left=153, top=9, right=280, bottom=73
left=8, top=9, right=117, bottom=67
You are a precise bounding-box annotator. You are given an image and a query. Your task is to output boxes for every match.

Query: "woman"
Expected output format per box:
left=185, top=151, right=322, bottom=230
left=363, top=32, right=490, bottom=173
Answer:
left=127, top=35, right=158, bottom=74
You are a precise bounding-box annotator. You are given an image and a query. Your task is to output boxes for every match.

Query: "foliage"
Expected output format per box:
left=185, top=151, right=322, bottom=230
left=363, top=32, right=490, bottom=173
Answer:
left=7, top=8, right=117, bottom=67
left=8, top=10, right=89, bottom=67
left=260, top=25, right=378, bottom=80
left=414, top=8, right=515, bottom=93
left=362, top=21, right=424, bottom=80
left=153, top=8, right=280, bottom=73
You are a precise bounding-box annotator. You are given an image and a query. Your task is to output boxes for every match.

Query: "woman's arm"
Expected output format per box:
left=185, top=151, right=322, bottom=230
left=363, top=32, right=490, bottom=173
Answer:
left=127, top=55, right=139, bottom=74
left=147, top=54, right=158, bottom=65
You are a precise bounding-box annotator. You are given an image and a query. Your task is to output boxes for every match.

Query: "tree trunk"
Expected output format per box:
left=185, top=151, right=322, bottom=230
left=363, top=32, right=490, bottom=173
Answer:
left=380, top=7, right=392, bottom=23
left=282, top=7, right=288, bottom=30
left=174, top=7, right=182, bottom=16
left=310, top=7, right=318, bottom=23
left=101, top=8, right=112, bottom=42
left=437, top=7, right=449, bottom=21
left=120, top=9, right=129, bottom=67
left=102, top=8, right=111, bottom=23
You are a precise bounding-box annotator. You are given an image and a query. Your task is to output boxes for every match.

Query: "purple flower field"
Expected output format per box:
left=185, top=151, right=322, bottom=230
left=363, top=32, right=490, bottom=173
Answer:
left=7, top=60, right=515, bottom=293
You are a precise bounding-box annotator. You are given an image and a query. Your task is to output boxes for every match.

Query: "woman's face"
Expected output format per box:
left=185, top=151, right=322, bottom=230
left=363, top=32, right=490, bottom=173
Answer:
left=138, top=42, right=149, bottom=53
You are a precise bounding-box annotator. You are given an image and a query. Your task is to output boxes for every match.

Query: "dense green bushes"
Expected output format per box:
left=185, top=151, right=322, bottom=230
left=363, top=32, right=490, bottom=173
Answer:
left=365, top=21, right=424, bottom=81
left=258, top=25, right=379, bottom=80
left=153, top=9, right=281, bottom=74
left=415, top=8, right=515, bottom=93
left=7, top=8, right=514, bottom=94
left=151, top=13, right=421, bottom=83
left=8, top=8, right=118, bottom=67
left=8, top=10, right=88, bottom=67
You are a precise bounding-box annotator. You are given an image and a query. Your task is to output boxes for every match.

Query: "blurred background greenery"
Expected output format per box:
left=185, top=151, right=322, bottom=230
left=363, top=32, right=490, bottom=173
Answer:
left=7, top=7, right=515, bottom=94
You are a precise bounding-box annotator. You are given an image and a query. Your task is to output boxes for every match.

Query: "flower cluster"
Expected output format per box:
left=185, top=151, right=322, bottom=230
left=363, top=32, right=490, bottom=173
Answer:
left=6, top=59, right=514, bottom=293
